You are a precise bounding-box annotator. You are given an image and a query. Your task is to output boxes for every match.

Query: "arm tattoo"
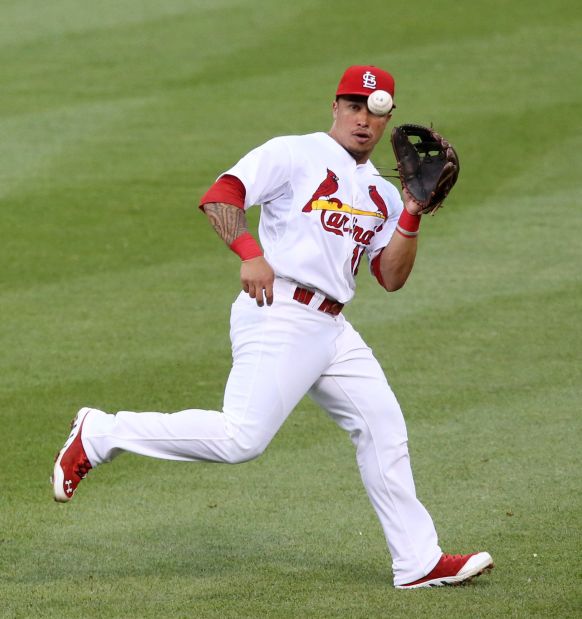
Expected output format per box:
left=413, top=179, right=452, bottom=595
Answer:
left=203, top=202, right=248, bottom=246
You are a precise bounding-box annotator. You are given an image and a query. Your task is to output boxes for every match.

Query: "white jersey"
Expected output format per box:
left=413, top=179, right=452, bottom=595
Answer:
left=224, top=132, right=404, bottom=304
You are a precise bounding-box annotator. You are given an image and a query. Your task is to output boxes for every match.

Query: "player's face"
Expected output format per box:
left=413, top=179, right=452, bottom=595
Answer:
left=329, top=96, right=391, bottom=164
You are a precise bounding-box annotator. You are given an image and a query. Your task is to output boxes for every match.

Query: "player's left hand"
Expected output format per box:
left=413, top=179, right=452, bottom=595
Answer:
left=391, top=123, right=460, bottom=215
left=241, top=256, right=275, bottom=307
left=402, top=187, right=424, bottom=216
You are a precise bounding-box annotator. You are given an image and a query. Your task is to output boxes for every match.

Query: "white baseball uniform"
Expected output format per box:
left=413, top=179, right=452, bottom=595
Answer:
left=80, top=131, right=442, bottom=585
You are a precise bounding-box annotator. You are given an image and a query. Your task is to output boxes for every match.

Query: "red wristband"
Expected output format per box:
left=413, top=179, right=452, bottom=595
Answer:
left=229, top=232, right=263, bottom=261
left=396, top=209, right=421, bottom=238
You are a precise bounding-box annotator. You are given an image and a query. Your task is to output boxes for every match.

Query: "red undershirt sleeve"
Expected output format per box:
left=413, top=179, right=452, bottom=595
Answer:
left=371, top=249, right=386, bottom=287
left=199, top=174, right=246, bottom=210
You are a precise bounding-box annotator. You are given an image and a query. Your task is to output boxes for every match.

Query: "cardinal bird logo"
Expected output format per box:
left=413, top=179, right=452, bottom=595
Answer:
left=368, top=185, right=388, bottom=219
left=368, top=185, right=388, bottom=232
left=301, top=174, right=388, bottom=244
left=302, top=169, right=339, bottom=212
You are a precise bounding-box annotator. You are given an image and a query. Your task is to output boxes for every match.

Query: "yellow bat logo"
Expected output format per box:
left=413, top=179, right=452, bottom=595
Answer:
left=310, top=200, right=386, bottom=220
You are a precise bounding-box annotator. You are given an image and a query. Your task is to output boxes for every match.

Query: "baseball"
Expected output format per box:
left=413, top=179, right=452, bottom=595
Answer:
left=367, top=90, right=393, bottom=116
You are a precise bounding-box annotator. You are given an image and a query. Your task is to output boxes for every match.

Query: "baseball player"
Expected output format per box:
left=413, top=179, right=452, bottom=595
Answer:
left=53, top=65, right=494, bottom=589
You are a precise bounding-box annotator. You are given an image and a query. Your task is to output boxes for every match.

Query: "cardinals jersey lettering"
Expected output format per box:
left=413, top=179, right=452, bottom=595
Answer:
left=222, top=132, right=403, bottom=303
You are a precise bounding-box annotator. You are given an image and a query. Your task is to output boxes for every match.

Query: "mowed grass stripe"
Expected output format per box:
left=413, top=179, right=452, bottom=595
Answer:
left=1, top=239, right=576, bottom=395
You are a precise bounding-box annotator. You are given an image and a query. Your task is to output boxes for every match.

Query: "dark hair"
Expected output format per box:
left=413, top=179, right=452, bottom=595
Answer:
left=335, top=94, right=368, bottom=103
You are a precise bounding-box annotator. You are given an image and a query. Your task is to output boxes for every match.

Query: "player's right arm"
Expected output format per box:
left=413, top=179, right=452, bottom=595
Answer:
left=199, top=140, right=292, bottom=307
left=202, top=202, right=275, bottom=307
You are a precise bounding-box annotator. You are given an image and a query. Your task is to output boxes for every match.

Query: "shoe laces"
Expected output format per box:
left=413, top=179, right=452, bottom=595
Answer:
left=74, top=456, right=92, bottom=479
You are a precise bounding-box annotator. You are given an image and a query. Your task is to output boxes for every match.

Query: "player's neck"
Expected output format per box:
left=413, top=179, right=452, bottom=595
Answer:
left=327, top=131, right=370, bottom=165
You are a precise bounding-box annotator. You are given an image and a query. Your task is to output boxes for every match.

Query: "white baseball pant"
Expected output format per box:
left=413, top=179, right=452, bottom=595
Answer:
left=81, top=277, right=441, bottom=584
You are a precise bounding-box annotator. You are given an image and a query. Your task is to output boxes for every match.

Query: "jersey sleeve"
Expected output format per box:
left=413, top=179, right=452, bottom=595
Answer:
left=222, top=137, right=293, bottom=210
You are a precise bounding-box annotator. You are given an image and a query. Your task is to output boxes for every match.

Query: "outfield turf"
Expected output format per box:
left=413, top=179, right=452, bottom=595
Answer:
left=1, top=1, right=581, bottom=617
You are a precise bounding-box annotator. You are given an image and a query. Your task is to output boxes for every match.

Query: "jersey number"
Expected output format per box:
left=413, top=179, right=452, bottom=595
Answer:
left=351, top=246, right=365, bottom=276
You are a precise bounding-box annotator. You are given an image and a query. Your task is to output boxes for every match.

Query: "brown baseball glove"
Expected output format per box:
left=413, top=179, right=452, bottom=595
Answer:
left=390, top=124, right=460, bottom=215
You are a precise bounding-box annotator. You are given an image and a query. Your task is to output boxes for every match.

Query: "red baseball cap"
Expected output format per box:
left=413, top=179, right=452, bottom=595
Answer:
left=336, top=65, right=396, bottom=98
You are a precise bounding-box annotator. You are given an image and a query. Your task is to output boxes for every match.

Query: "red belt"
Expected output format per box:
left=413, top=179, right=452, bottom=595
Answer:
left=293, top=286, right=344, bottom=316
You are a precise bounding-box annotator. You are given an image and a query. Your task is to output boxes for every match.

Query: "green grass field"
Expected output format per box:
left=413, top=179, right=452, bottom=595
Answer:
left=1, top=0, right=581, bottom=617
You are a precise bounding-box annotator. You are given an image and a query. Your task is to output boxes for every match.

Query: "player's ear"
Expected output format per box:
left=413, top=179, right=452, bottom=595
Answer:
left=332, top=100, right=338, bottom=119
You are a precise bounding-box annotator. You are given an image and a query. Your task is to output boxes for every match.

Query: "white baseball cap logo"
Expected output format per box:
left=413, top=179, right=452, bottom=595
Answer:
left=362, top=71, right=377, bottom=89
